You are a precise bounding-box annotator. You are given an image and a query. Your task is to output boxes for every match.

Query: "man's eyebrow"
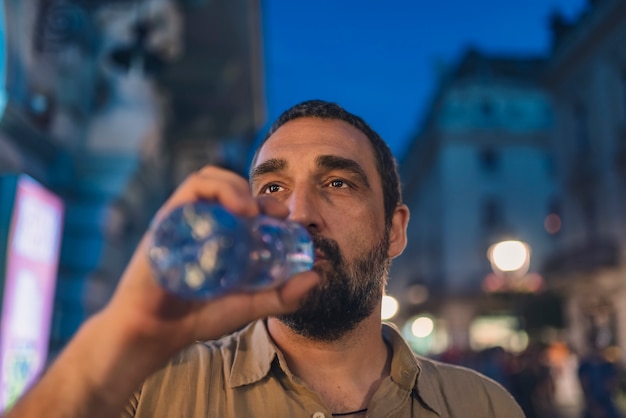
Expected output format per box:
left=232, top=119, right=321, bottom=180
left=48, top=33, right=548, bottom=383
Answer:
left=316, top=155, right=370, bottom=188
left=250, top=158, right=287, bottom=182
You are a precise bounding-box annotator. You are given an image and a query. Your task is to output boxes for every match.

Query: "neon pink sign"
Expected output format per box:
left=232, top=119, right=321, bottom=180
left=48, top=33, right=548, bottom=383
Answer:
left=0, top=175, right=64, bottom=412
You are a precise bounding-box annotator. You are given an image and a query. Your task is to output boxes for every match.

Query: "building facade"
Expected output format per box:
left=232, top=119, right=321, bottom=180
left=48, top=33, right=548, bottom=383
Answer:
left=390, top=49, right=556, bottom=352
left=542, top=0, right=626, bottom=359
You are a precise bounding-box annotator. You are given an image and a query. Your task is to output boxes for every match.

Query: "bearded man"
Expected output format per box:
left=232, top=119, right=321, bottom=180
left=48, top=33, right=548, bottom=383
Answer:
left=5, top=101, right=523, bottom=418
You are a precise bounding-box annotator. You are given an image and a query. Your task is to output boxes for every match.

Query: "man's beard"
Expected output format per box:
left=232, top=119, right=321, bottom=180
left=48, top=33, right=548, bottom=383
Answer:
left=277, top=232, right=390, bottom=342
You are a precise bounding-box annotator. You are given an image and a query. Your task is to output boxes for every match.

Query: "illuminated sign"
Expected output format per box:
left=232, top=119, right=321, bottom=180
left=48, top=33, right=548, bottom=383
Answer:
left=0, top=0, right=6, bottom=118
left=0, top=175, right=64, bottom=412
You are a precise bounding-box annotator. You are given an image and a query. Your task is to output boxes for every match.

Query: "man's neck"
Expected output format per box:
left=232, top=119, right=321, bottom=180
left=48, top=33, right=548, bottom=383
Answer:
left=266, top=313, right=391, bottom=413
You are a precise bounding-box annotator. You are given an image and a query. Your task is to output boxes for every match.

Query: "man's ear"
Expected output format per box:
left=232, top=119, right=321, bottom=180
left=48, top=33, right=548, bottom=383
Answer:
left=388, top=204, right=409, bottom=259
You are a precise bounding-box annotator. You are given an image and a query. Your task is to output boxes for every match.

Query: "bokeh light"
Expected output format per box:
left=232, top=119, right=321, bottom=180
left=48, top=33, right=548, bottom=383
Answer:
left=489, top=240, right=530, bottom=272
left=544, top=213, right=562, bottom=234
left=411, top=316, right=435, bottom=338
left=381, top=295, right=399, bottom=320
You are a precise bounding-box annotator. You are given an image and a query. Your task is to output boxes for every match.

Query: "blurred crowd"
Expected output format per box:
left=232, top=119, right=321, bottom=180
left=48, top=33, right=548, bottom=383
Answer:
left=436, top=342, right=625, bottom=418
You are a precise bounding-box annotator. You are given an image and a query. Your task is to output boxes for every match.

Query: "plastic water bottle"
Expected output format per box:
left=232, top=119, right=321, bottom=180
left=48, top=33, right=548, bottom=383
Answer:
left=148, top=202, right=314, bottom=299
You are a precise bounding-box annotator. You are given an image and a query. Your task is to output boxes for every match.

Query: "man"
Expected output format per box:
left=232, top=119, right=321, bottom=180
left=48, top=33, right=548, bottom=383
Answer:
left=4, top=100, right=523, bottom=418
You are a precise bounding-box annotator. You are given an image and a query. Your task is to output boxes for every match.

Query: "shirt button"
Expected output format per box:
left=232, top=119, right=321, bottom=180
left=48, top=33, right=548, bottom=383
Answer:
left=312, top=412, right=326, bottom=418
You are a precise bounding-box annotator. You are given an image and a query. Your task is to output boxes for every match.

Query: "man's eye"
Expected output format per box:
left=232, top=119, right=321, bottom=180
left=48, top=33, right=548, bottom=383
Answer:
left=329, top=179, right=345, bottom=188
left=264, top=184, right=282, bottom=193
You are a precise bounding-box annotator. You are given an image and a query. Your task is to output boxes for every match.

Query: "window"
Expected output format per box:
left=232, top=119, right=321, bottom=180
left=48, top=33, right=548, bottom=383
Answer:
left=482, top=196, right=503, bottom=229
left=479, top=148, right=499, bottom=173
left=582, top=195, right=597, bottom=239
left=544, top=155, right=555, bottom=177
left=548, top=197, right=561, bottom=217
left=621, top=70, right=626, bottom=121
left=574, top=103, right=590, bottom=154
left=481, top=99, right=493, bottom=117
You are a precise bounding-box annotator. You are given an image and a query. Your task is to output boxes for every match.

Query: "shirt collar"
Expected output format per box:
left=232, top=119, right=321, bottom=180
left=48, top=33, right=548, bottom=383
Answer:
left=228, top=319, right=441, bottom=415
left=228, top=320, right=277, bottom=388
left=382, top=322, right=441, bottom=415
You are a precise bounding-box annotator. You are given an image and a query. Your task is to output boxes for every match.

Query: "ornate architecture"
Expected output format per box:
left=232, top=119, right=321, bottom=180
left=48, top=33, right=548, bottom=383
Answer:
left=0, top=0, right=265, bottom=354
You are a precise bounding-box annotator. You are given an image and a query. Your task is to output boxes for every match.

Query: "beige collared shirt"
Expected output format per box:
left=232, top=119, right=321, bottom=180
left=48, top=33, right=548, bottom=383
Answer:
left=122, top=320, right=523, bottom=417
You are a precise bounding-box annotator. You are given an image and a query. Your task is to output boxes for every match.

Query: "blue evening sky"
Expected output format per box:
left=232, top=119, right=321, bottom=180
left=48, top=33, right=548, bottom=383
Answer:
left=262, top=1, right=586, bottom=158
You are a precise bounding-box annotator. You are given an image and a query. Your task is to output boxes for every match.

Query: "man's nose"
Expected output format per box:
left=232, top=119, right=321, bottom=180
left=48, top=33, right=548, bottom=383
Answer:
left=287, top=188, right=322, bottom=233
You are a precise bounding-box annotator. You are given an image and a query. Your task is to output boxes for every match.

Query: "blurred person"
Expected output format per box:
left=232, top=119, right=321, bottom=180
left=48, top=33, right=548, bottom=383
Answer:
left=476, top=346, right=513, bottom=391
left=578, top=344, right=621, bottom=418
left=547, top=339, right=584, bottom=415
left=2, top=100, right=523, bottom=418
left=510, top=343, right=555, bottom=418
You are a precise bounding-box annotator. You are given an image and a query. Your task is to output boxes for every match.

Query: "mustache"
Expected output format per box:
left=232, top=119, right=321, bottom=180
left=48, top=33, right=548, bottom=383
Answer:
left=311, top=234, right=342, bottom=265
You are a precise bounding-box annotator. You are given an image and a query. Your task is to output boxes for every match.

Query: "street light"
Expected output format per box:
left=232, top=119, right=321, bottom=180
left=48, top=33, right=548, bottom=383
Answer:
left=488, top=240, right=531, bottom=276
left=484, top=239, right=541, bottom=293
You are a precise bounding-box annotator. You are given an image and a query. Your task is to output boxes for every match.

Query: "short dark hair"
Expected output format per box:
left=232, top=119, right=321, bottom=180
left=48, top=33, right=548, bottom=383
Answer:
left=251, top=99, right=402, bottom=229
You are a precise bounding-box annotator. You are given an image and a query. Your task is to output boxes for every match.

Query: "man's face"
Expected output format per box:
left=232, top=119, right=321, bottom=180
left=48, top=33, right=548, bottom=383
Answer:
left=250, top=117, right=391, bottom=340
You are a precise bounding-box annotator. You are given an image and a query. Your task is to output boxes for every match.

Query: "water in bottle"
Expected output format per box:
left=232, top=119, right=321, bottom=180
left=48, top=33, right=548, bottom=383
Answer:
left=148, top=202, right=314, bottom=299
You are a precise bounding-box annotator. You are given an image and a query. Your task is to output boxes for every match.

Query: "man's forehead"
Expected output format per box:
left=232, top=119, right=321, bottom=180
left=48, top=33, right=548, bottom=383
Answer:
left=253, top=117, right=375, bottom=167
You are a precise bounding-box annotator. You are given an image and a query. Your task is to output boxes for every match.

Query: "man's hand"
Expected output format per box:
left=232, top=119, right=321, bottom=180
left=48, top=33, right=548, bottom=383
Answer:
left=108, top=165, right=319, bottom=356
left=3, top=166, right=319, bottom=418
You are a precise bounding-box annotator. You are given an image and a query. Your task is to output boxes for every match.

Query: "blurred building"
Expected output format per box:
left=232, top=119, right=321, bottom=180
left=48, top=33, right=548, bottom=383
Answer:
left=542, top=0, right=626, bottom=360
left=0, top=0, right=265, bottom=355
left=391, top=49, right=556, bottom=352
